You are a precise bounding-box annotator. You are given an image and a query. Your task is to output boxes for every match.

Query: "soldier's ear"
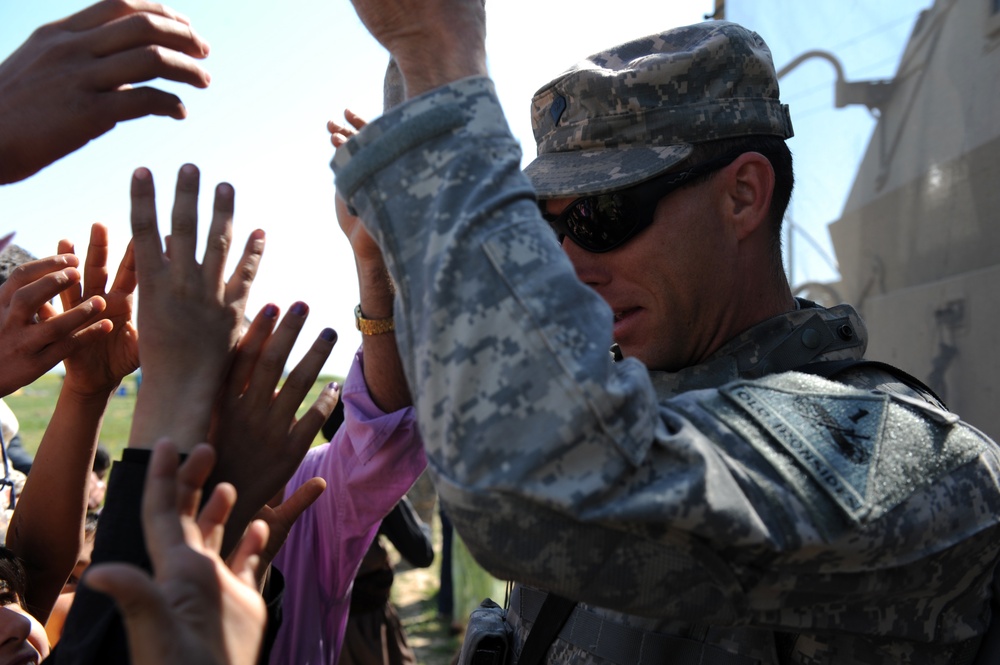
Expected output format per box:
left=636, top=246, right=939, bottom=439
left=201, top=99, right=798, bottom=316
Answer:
left=723, top=152, right=774, bottom=242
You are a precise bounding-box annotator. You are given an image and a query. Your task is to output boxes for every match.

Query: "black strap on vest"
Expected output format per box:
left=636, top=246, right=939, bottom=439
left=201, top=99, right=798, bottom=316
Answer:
left=514, top=586, right=759, bottom=665
left=516, top=593, right=576, bottom=665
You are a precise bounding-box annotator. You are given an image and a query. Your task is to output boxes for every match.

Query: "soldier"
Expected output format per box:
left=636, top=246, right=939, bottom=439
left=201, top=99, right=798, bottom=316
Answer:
left=337, top=1, right=1000, bottom=663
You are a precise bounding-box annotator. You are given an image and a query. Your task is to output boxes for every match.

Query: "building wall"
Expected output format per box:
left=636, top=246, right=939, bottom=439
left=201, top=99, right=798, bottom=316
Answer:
left=827, top=0, right=1000, bottom=438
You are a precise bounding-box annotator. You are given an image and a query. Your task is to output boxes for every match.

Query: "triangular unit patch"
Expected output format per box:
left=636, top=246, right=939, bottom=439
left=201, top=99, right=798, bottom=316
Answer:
left=720, top=383, right=887, bottom=522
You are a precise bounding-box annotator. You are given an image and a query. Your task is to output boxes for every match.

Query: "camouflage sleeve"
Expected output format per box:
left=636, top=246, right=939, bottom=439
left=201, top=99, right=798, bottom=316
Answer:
left=332, top=76, right=672, bottom=605
left=330, top=78, right=1000, bottom=636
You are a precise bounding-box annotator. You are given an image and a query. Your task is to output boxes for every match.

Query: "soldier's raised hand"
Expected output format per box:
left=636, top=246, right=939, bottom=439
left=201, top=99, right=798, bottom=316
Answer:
left=346, top=0, right=486, bottom=98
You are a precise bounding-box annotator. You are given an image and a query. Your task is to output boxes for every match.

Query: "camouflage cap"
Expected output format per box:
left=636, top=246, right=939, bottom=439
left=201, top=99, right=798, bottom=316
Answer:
left=524, top=21, right=794, bottom=198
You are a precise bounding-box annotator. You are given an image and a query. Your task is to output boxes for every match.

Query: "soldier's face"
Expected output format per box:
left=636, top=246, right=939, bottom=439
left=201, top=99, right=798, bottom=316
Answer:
left=548, top=173, right=741, bottom=371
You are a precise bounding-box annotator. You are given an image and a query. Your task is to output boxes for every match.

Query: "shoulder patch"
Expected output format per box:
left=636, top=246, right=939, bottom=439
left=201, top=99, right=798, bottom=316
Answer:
left=719, top=382, right=887, bottom=523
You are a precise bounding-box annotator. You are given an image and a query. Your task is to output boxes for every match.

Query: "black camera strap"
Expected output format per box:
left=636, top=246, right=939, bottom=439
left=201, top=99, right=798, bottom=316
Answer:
left=516, top=592, right=576, bottom=665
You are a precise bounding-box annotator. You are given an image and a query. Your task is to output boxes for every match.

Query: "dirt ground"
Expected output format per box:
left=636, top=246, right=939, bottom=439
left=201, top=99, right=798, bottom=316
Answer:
left=389, top=474, right=466, bottom=665
left=392, top=560, right=464, bottom=665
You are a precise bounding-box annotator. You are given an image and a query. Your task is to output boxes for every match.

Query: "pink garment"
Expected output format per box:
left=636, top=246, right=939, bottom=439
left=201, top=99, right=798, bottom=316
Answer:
left=270, top=348, right=427, bottom=665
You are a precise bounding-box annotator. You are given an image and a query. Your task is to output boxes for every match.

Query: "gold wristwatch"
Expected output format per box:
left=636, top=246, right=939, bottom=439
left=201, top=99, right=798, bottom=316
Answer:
left=355, top=304, right=395, bottom=335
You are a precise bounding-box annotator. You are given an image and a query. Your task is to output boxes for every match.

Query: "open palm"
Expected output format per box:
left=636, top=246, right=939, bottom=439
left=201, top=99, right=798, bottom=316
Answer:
left=57, top=223, right=139, bottom=395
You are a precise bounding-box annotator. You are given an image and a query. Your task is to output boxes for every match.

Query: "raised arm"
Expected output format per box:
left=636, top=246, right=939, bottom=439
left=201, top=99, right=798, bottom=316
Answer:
left=128, top=163, right=263, bottom=451
left=347, top=0, right=486, bottom=99
left=6, top=223, right=139, bottom=622
left=0, top=0, right=211, bottom=184
left=329, top=109, right=409, bottom=413
left=206, top=300, right=340, bottom=556
left=47, top=165, right=275, bottom=665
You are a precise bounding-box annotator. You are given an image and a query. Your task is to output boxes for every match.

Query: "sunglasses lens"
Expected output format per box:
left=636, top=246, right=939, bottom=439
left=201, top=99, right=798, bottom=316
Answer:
left=561, top=193, right=641, bottom=252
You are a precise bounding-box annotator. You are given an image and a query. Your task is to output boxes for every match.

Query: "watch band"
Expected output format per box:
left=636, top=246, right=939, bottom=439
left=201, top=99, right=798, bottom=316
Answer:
left=355, top=304, right=395, bottom=335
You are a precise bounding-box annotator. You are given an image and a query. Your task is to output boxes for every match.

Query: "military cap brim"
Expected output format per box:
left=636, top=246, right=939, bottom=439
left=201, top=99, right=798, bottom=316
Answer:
left=523, top=22, right=793, bottom=200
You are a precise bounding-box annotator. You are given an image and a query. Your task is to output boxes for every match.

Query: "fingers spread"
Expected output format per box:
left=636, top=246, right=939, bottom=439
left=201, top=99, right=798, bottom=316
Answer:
left=242, top=302, right=309, bottom=411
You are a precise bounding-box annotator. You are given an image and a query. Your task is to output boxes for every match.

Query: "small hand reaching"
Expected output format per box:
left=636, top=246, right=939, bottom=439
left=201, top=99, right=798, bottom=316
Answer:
left=58, top=223, right=139, bottom=397
left=328, top=110, right=385, bottom=266
left=0, top=252, right=110, bottom=397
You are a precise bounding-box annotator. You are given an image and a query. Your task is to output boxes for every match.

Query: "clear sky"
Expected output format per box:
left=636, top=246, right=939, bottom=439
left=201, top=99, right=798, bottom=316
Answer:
left=0, top=1, right=929, bottom=377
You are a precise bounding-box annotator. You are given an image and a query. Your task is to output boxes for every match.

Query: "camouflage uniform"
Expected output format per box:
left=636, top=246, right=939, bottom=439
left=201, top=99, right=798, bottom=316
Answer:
left=332, top=24, right=1000, bottom=665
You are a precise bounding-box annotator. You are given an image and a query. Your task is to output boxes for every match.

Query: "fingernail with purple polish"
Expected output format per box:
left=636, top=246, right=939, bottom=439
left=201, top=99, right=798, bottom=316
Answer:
left=321, top=327, right=338, bottom=343
left=290, top=301, right=308, bottom=316
left=263, top=304, right=279, bottom=318
left=328, top=382, right=340, bottom=393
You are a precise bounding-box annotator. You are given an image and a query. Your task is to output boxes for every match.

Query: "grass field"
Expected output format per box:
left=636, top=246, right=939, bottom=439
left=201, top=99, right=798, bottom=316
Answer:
left=4, top=371, right=343, bottom=459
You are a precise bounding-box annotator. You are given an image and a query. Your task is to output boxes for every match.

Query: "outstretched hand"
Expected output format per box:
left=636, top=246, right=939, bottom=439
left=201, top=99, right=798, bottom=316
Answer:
left=208, top=302, right=340, bottom=555
left=0, top=253, right=110, bottom=397
left=328, top=110, right=383, bottom=265
left=0, top=0, right=211, bottom=184
left=58, top=223, right=139, bottom=397
left=84, top=440, right=267, bottom=665
left=328, top=108, right=412, bottom=412
left=128, top=163, right=265, bottom=451
left=237, top=477, right=327, bottom=589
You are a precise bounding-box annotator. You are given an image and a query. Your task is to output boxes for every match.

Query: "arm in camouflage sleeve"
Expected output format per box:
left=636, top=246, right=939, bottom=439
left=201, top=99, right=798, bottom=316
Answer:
left=331, top=78, right=1000, bottom=644
left=331, top=77, right=753, bottom=620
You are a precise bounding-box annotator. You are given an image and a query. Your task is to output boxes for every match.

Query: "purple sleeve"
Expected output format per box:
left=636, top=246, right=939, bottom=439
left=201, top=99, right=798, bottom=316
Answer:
left=270, top=347, right=427, bottom=665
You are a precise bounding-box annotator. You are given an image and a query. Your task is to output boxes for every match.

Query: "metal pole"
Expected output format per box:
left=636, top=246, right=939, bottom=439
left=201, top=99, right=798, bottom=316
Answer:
left=704, top=0, right=725, bottom=20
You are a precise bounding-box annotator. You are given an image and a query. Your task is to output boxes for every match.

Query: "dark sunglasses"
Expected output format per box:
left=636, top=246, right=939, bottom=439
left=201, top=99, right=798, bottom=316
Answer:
left=540, top=152, right=742, bottom=253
